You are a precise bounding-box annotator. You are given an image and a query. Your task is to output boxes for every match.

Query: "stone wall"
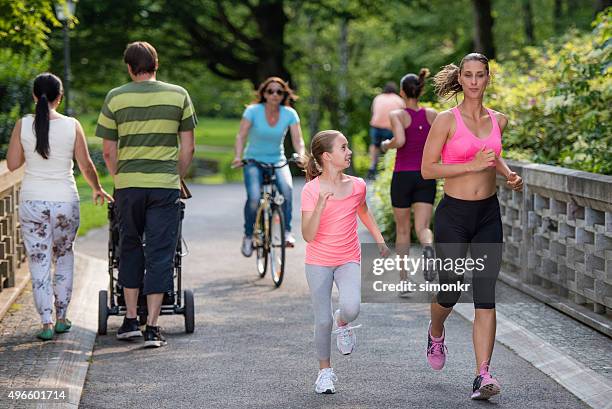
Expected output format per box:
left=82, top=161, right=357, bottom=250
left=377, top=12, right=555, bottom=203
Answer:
left=0, top=162, right=26, bottom=292
left=497, top=160, right=612, bottom=333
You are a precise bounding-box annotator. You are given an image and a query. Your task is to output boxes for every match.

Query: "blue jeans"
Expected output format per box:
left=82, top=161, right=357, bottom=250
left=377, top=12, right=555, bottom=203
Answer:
left=243, top=162, right=293, bottom=237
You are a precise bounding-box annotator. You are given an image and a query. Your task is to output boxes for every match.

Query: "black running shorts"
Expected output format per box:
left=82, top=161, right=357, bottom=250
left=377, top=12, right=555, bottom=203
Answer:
left=390, top=170, right=436, bottom=208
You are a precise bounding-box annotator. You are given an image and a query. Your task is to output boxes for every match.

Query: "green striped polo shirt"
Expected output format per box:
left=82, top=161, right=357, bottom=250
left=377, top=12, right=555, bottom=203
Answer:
left=95, top=80, right=197, bottom=189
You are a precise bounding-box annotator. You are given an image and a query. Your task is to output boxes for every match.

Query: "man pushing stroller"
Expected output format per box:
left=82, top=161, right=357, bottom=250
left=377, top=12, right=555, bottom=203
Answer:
left=96, top=41, right=197, bottom=347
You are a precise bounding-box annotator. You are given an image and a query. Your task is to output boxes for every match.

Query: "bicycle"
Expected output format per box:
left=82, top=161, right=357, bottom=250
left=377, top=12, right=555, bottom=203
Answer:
left=241, top=154, right=299, bottom=287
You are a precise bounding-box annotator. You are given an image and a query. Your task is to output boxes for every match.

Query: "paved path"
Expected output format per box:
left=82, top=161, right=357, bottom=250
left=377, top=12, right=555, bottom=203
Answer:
left=74, top=182, right=592, bottom=409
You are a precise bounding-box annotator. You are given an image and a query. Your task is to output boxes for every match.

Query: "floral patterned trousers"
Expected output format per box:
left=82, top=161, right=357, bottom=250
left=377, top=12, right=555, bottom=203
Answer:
left=19, top=200, right=80, bottom=324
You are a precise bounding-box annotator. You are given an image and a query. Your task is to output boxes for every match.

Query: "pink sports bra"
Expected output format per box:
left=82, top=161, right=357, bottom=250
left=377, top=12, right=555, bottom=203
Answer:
left=441, top=107, right=502, bottom=165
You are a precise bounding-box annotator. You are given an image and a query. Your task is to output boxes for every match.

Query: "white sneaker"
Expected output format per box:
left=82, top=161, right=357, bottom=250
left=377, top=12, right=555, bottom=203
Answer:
left=285, top=231, right=296, bottom=247
left=314, top=368, right=337, bottom=394
left=241, top=236, right=253, bottom=257
left=332, top=309, right=361, bottom=355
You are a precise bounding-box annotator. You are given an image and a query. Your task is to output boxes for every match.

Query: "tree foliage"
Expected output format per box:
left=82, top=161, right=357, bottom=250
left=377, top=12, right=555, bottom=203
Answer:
left=487, top=10, right=611, bottom=174
left=0, top=0, right=57, bottom=148
left=0, top=0, right=59, bottom=51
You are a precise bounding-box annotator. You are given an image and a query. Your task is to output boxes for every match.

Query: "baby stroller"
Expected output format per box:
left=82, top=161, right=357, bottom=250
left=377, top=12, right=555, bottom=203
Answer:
left=97, top=182, right=195, bottom=335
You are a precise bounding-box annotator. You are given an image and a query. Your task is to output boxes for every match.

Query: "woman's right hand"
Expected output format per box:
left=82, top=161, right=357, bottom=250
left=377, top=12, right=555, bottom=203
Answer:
left=316, top=191, right=334, bottom=210
left=93, top=188, right=113, bottom=205
left=231, top=156, right=243, bottom=169
left=468, top=147, right=496, bottom=172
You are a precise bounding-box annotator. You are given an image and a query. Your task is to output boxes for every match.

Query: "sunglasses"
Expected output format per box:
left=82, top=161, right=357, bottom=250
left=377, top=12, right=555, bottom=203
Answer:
left=265, top=89, right=285, bottom=96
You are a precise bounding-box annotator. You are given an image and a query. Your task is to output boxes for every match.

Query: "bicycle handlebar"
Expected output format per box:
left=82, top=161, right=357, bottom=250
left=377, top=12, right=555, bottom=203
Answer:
left=240, top=153, right=301, bottom=169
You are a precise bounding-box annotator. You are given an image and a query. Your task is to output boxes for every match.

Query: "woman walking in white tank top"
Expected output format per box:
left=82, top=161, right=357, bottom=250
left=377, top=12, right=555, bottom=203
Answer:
left=6, top=73, right=112, bottom=341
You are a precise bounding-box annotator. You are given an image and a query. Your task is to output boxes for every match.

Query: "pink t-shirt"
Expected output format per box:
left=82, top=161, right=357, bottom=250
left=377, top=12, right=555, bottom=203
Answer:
left=301, top=175, right=366, bottom=266
left=370, top=93, right=405, bottom=129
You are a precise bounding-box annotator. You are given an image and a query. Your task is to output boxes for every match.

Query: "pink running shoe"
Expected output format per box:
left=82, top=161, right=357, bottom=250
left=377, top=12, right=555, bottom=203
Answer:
left=426, top=321, right=447, bottom=370
left=471, top=362, right=501, bottom=400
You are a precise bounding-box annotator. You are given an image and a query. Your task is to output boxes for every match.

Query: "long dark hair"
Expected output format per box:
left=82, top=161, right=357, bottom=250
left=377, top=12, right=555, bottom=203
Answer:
left=32, top=73, right=63, bottom=159
left=433, top=53, right=489, bottom=100
left=253, top=77, right=298, bottom=106
left=400, top=68, right=430, bottom=99
left=305, top=130, right=341, bottom=181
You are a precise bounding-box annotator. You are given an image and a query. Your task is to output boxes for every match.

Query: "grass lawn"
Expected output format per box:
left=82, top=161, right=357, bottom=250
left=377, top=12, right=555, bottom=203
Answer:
left=80, top=113, right=238, bottom=148
left=76, top=173, right=114, bottom=236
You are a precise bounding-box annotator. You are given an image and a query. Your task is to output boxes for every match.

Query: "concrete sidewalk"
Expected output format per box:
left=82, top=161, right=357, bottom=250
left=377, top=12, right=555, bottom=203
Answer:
left=78, top=183, right=603, bottom=408
left=0, top=253, right=106, bottom=408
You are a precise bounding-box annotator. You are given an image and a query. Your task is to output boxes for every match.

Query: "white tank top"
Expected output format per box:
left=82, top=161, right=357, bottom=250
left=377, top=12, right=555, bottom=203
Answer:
left=19, top=115, right=79, bottom=202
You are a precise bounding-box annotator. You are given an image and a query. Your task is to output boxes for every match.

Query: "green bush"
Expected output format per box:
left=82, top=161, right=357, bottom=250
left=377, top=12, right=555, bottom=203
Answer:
left=486, top=10, right=611, bottom=174
left=0, top=49, right=49, bottom=149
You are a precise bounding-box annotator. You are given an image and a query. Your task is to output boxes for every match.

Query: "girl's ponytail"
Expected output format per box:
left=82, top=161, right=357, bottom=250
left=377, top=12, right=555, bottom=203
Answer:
left=305, top=152, right=321, bottom=182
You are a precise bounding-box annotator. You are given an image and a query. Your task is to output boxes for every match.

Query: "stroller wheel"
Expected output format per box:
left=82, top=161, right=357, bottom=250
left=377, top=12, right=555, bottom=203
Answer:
left=184, top=289, right=195, bottom=334
left=98, top=290, right=108, bottom=335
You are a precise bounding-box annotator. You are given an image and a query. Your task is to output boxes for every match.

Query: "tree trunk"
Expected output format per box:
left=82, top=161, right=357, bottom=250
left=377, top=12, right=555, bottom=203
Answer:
left=305, top=15, right=320, bottom=142
left=173, top=0, right=291, bottom=89
left=472, top=0, right=496, bottom=59
left=553, top=0, right=564, bottom=34
left=594, top=0, right=612, bottom=16
left=251, top=1, right=291, bottom=87
left=522, top=0, right=535, bottom=45
left=338, top=15, right=349, bottom=134
left=338, top=11, right=354, bottom=173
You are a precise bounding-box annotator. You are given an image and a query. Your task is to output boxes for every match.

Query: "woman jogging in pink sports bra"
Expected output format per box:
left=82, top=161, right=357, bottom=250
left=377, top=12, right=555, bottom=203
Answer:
left=420, top=53, right=523, bottom=400
left=381, top=69, right=438, bottom=292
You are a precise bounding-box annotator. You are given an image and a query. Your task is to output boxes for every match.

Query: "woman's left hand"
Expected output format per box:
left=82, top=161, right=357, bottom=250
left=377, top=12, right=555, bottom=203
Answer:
left=93, top=188, right=114, bottom=205
left=506, top=172, right=523, bottom=191
left=380, top=140, right=390, bottom=154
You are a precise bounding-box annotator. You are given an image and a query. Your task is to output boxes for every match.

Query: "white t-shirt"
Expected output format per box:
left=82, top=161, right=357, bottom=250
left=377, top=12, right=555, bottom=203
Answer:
left=19, top=115, right=79, bottom=202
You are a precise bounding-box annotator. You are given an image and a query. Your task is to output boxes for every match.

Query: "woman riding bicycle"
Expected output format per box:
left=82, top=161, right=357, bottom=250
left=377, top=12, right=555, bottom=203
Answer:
left=233, top=77, right=306, bottom=257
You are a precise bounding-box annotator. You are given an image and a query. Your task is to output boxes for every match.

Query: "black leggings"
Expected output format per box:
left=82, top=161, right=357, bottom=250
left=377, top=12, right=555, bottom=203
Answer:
left=433, top=194, right=503, bottom=309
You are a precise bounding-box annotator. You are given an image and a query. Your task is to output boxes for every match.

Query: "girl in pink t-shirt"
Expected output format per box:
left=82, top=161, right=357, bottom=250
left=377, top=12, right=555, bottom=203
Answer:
left=301, top=130, right=389, bottom=394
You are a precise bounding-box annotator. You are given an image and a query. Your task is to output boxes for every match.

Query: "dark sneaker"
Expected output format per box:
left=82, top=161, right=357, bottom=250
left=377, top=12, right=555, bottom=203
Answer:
left=423, top=246, right=437, bottom=282
left=116, top=317, right=142, bottom=340
left=144, top=325, right=167, bottom=348
left=471, top=362, right=501, bottom=400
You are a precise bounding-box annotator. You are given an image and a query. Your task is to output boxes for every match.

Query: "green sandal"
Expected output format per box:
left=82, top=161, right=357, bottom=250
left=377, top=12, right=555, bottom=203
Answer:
left=36, top=328, right=54, bottom=341
left=55, top=319, right=72, bottom=334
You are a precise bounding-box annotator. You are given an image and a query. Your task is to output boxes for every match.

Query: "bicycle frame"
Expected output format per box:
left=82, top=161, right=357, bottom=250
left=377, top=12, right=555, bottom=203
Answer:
left=253, top=170, right=282, bottom=251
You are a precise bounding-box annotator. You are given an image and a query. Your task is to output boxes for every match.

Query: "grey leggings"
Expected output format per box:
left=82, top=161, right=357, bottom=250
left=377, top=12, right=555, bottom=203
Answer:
left=305, top=262, right=361, bottom=360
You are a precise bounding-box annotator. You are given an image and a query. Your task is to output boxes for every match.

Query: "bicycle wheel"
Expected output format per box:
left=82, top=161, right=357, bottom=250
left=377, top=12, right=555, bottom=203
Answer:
left=254, top=207, right=268, bottom=278
left=269, top=206, right=285, bottom=287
